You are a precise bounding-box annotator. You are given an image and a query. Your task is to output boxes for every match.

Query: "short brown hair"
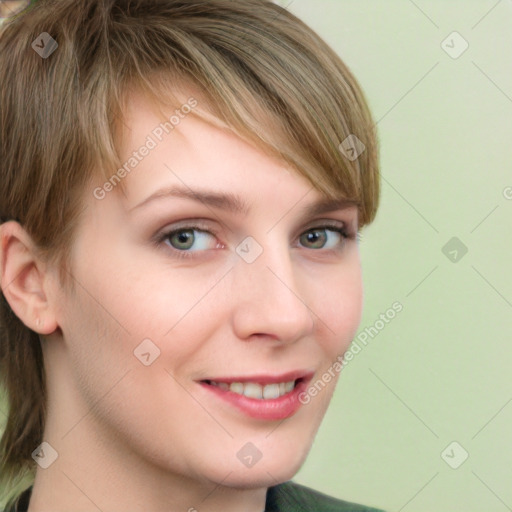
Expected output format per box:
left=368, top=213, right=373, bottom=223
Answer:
left=0, top=0, right=380, bottom=503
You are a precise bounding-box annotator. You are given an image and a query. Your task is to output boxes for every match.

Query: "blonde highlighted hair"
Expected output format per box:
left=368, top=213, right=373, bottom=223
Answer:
left=0, top=0, right=380, bottom=504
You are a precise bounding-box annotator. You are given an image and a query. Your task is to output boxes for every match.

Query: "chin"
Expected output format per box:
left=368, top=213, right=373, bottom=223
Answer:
left=218, top=467, right=300, bottom=490
left=207, top=449, right=309, bottom=490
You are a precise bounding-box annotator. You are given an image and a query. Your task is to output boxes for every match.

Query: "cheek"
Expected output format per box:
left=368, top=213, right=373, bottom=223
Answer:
left=59, top=252, right=213, bottom=397
left=312, top=262, right=363, bottom=353
left=61, top=293, right=130, bottom=393
left=84, top=243, right=227, bottom=341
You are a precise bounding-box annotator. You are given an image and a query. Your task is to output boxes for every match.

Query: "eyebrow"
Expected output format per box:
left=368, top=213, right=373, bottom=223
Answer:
left=129, top=185, right=359, bottom=219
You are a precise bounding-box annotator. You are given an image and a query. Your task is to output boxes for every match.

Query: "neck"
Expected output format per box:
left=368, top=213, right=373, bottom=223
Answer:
left=28, top=342, right=268, bottom=512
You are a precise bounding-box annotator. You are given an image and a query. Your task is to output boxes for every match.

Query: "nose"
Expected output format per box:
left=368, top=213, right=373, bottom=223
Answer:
left=230, top=241, right=316, bottom=344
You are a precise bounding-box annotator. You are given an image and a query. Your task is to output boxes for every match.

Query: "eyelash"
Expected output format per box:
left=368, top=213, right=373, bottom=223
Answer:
left=155, top=221, right=359, bottom=261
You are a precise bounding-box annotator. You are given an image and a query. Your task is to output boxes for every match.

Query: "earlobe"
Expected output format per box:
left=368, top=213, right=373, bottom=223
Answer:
left=0, top=221, right=59, bottom=335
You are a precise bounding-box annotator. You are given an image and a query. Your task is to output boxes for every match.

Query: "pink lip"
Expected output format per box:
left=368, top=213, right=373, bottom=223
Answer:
left=197, top=371, right=314, bottom=421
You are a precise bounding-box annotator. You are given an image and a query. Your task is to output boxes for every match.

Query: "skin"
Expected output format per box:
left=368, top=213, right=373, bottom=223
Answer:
left=0, top=90, right=363, bottom=512
left=0, top=1, right=30, bottom=18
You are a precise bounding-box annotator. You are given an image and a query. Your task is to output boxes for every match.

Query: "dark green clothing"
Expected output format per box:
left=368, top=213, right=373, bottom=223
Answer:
left=4, top=481, right=385, bottom=511
left=265, top=481, right=384, bottom=511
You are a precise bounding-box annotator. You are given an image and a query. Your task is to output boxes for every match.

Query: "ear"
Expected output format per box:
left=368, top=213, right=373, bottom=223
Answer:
left=0, top=221, right=59, bottom=335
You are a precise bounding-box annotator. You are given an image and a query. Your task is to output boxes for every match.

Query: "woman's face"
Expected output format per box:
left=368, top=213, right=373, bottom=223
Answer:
left=48, top=90, right=363, bottom=490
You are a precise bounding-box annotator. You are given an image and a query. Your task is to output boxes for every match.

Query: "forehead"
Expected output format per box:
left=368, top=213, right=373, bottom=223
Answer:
left=80, top=89, right=359, bottom=248
left=115, top=89, right=324, bottom=209
left=90, top=87, right=358, bottom=230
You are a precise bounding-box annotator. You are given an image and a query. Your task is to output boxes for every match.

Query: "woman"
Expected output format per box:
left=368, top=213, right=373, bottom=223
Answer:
left=0, top=0, right=383, bottom=510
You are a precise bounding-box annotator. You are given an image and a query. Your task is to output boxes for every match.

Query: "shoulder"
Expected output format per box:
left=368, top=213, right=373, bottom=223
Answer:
left=3, top=482, right=386, bottom=512
left=265, top=481, right=385, bottom=512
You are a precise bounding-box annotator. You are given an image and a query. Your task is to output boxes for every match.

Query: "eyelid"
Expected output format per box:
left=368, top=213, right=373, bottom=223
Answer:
left=301, top=218, right=356, bottom=238
left=302, top=218, right=348, bottom=231
left=155, top=217, right=350, bottom=240
left=153, top=219, right=216, bottom=240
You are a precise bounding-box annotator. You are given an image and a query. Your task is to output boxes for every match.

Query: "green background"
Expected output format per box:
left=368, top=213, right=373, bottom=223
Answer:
left=1, top=1, right=512, bottom=510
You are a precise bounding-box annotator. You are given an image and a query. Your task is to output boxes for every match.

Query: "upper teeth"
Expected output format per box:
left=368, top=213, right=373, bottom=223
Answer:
left=209, top=380, right=296, bottom=399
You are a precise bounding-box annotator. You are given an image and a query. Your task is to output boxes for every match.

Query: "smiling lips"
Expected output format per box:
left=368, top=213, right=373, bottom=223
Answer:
left=199, top=370, right=314, bottom=420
